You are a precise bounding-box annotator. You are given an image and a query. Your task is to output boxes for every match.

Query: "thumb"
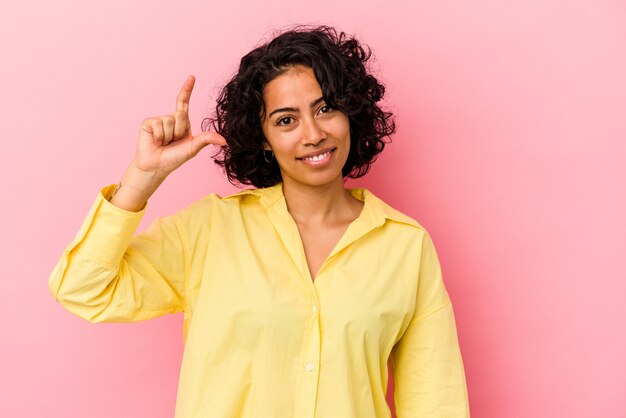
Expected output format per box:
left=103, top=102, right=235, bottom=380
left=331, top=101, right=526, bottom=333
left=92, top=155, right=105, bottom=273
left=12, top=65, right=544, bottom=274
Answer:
left=189, top=131, right=227, bottom=155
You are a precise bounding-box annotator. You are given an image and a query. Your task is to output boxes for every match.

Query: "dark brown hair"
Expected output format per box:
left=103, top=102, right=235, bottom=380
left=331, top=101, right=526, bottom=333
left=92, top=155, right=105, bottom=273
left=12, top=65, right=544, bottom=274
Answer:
left=202, top=24, right=396, bottom=188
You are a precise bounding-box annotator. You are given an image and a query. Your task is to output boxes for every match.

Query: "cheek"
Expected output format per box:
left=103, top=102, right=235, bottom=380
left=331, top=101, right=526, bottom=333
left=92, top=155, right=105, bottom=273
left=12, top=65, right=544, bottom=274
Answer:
left=271, top=140, right=296, bottom=164
left=338, top=115, right=351, bottom=138
left=341, top=120, right=351, bottom=147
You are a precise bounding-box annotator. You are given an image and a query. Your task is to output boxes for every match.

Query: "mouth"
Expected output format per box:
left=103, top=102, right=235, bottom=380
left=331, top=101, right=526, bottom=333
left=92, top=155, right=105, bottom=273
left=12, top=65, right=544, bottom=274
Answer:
left=297, top=147, right=337, bottom=163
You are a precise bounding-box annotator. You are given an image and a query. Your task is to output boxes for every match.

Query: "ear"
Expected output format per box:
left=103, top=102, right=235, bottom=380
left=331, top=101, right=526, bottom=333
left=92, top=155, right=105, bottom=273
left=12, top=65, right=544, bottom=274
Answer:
left=262, top=140, right=272, bottom=151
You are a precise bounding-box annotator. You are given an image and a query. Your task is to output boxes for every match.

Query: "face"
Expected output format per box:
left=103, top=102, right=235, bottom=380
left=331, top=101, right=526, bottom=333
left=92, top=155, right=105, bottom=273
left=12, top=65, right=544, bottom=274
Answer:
left=260, top=65, right=351, bottom=189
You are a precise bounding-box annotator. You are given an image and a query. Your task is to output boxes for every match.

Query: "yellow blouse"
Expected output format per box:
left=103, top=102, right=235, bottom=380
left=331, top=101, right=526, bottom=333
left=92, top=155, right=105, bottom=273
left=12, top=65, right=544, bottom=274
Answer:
left=49, top=182, right=470, bottom=418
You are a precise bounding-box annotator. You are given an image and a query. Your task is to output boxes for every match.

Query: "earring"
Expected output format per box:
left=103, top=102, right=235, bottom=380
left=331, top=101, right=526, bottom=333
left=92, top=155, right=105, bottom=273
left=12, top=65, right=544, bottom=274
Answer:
left=263, top=150, right=274, bottom=163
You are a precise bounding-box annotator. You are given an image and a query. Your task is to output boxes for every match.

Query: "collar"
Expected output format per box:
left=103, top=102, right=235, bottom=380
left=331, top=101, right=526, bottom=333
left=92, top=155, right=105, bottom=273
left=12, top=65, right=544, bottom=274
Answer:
left=225, top=182, right=422, bottom=280
left=224, top=182, right=422, bottom=230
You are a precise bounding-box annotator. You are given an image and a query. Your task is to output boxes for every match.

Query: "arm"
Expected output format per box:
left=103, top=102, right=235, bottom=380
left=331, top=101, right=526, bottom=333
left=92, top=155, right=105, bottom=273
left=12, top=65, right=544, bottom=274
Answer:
left=389, top=231, right=470, bottom=417
left=48, top=76, right=226, bottom=323
left=48, top=183, right=189, bottom=322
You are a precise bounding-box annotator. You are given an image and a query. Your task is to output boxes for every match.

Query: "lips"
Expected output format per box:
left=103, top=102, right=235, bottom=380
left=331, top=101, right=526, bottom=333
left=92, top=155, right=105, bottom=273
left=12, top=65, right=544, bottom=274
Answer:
left=297, top=147, right=337, bottom=160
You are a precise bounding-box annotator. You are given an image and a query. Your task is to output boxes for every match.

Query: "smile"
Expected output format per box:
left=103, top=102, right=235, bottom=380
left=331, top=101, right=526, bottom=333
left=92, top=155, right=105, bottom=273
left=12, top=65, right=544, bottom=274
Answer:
left=297, top=147, right=337, bottom=161
left=303, top=150, right=332, bottom=161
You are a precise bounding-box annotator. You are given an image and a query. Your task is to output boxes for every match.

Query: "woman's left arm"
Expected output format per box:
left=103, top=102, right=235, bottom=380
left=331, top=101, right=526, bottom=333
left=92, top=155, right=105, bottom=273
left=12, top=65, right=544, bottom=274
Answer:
left=389, top=231, right=471, bottom=417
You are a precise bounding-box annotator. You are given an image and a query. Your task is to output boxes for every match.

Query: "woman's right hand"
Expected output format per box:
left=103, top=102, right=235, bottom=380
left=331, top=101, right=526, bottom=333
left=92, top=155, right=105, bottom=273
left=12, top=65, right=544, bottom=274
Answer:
left=134, top=75, right=226, bottom=179
left=110, top=76, right=226, bottom=212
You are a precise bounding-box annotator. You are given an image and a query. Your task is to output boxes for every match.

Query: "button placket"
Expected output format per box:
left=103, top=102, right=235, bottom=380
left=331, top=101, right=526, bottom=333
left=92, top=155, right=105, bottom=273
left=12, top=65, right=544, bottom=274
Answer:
left=293, top=288, right=322, bottom=417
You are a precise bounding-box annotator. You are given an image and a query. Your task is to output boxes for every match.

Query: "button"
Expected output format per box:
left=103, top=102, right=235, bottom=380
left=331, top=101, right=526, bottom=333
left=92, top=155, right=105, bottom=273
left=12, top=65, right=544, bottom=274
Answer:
left=306, top=363, right=314, bottom=372
left=312, top=305, right=317, bottom=312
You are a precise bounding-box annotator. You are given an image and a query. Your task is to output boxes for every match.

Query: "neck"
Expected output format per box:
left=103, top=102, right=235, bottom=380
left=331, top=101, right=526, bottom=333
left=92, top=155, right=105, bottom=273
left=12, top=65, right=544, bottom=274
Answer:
left=281, top=177, right=359, bottom=226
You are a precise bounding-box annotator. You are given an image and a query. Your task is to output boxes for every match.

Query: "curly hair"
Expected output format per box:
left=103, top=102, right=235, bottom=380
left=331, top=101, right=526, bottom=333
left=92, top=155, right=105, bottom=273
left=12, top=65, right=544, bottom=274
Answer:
left=202, top=24, right=396, bottom=188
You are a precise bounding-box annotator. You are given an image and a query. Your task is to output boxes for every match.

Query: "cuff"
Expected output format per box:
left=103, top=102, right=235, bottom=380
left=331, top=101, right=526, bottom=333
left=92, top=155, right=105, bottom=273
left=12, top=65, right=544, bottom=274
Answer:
left=71, top=184, right=148, bottom=266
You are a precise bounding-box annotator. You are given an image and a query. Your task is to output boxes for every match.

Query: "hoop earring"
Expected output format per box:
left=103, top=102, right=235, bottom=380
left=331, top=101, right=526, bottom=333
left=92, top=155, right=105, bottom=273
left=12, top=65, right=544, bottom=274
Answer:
left=263, top=150, right=274, bottom=163
left=263, top=149, right=274, bottom=164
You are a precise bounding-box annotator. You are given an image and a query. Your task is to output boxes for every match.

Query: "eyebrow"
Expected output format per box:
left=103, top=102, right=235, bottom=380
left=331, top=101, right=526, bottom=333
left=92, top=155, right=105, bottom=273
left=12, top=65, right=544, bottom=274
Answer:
left=268, top=97, right=325, bottom=119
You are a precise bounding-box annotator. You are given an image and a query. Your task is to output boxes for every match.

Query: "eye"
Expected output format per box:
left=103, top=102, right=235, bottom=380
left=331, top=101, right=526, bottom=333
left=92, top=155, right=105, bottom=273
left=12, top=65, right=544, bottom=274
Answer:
left=319, top=105, right=333, bottom=114
left=276, top=116, right=294, bottom=126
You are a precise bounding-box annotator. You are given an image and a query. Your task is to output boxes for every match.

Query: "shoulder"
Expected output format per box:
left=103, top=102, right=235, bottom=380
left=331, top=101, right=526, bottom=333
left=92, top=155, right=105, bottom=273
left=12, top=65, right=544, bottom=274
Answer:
left=362, top=188, right=427, bottom=233
left=174, top=185, right=274, bottom=217
left=153, top=188, right=263, bottom=237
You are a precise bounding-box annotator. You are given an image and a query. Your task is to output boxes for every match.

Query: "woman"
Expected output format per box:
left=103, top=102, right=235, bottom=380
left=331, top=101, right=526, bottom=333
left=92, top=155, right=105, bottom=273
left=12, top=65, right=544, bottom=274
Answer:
left=49, top=25, right=470, bottom=418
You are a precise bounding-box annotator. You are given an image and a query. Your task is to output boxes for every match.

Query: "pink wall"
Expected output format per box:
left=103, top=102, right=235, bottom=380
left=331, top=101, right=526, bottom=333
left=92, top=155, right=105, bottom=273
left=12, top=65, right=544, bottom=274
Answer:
left=1, top=0, right=625, bottom=417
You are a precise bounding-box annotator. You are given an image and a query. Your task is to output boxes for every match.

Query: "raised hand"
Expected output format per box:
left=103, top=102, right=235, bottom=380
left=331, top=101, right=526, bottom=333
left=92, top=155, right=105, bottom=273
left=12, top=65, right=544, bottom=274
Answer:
left=110, top=76, right=226, bottom=212
left=134, top=76, right=226, bottom=179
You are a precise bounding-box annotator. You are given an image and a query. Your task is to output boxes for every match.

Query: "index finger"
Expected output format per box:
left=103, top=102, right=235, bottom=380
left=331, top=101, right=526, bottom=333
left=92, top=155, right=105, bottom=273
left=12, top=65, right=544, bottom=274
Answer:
left=176, top=75, right=195, bottom=113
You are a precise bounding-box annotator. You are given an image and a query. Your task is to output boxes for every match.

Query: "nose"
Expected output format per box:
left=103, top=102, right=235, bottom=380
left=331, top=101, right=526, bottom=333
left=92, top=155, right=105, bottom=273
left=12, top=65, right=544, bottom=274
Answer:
left=302, top=116, right=326, bottom=146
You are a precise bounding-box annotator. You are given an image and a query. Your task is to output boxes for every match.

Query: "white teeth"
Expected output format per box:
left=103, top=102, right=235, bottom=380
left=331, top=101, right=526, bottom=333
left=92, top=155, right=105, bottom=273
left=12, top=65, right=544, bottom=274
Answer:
left=304, top=151, right=331, bottom=161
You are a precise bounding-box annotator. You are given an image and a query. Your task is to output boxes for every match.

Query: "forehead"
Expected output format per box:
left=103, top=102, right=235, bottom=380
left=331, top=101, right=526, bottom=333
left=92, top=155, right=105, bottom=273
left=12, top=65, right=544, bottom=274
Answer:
left=263, top=66, right=322, bottom=104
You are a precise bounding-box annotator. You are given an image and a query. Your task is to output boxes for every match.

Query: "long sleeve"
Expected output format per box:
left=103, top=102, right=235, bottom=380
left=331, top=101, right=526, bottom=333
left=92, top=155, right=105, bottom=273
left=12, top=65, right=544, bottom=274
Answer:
left=48, top=184, right=189, bottom=323
left=389, top=231, right=470, bottom=417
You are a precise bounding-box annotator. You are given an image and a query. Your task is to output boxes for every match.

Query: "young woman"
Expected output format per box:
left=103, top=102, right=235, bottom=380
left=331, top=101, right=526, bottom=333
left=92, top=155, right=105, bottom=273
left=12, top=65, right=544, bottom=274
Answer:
left=49, top=25, right=470, bottom=418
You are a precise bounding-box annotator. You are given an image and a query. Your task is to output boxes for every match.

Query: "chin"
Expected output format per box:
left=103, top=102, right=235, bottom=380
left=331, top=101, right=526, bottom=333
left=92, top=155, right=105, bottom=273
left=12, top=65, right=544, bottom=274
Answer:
left=283, top=169, right=345, bottom=188
left=279, top=150, right=349, bottom=188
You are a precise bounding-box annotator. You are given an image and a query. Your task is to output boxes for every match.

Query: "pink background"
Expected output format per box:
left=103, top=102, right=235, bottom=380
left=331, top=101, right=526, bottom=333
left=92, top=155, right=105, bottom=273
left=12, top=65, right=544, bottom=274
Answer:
left=1, top=0, right=625, bottom=417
